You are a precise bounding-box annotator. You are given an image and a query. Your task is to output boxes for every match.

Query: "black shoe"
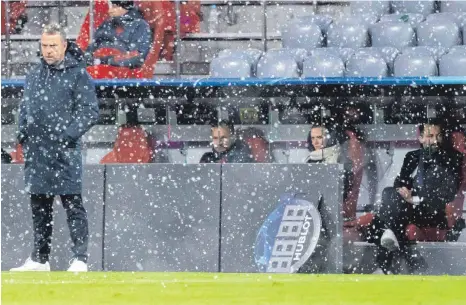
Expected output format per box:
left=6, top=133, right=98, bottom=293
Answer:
left=405, top=249, right=428, bottom=274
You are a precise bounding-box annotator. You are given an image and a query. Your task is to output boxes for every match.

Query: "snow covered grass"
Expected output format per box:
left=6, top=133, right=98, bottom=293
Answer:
left=2, top=272, right=465, bottom=305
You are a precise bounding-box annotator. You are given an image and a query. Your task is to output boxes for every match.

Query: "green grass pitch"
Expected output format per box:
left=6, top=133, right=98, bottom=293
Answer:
left=2, top=272, right=465, bottom=305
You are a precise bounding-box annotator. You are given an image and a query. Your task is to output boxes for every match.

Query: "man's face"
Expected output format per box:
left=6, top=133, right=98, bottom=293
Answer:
left=211, top=127, right=231, bottom=153
left=108, top=1, right=128, bottom=17
left=419, top=124, right=442, bottom=148
left=310, top=127, right=325, bottom=150
left=40, top=33, right=67, bottom=65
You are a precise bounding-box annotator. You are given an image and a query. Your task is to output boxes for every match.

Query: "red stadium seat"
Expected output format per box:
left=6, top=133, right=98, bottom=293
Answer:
left=100, top=126, right=151, bottom=164
left=10, top=143, right=24, bottom=164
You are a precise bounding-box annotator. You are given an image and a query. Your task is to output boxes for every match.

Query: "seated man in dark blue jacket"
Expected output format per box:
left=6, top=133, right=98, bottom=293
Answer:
left=85, top=0, right=151, bottom=69
left=200, top=120, right=255, bottom=164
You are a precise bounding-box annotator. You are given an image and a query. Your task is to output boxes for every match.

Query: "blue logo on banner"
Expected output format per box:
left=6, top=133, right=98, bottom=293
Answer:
left=254, top=193, right=322, bottom=273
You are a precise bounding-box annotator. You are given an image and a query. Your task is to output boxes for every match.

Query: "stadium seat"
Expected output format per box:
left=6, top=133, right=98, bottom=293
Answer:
left=327, top=19, right=369, bottom=48
left=370, top=21, right=416, bottom=49
left=265, top=48, right=307, bottom=70
left=9, top=143, right=24, bottom=164
left=281, top=19, right=324, bottom=49
left=350, top=1, right=390, bottom=17
left=345, top=51, right=388, bottom=77
left=391, top=0, right=437, bottom=17
left=402, top=46, right=446, bottom=61
left=426, top=12, right=466, bottom=27
left=360, top=47, right=400, bottom=75
left=439, top=49, right=466, bottom=76
left=417, top=18, right=462, bottom=48
left=293, top=14, right=334, bottom=33
left=310, top=47, right=354, bottom=64
left=216, top=49, right=263, bottom=77
left=256, top=53, right=300, bottom=78
left=210, top=57, right=252, bottom=78
left=441, top=1, right=466, bottom=13
left=379, top=13, right=425, bottom=27
left=394, top=52, right=438, bottom=76
left=1, top=0, right=27, bottom=35
left=100, top=125, right=151, bottom=164
left=302, top=53, right=345, bottom=77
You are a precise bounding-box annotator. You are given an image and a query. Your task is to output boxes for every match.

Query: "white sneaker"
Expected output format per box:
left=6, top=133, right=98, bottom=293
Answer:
left=10, top=257, right=50, bottom=272
left=381, top=229, right=400, bottom=252
left=67, top=259, right=88, bottom=272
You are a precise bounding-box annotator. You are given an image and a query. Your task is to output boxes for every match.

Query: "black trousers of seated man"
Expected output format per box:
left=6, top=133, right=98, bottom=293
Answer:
left=30, top=194, right=89, bottom=264
left=364, top=187, right=445, bottom=273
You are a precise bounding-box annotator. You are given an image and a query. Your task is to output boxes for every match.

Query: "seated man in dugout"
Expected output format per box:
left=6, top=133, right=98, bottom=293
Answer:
left=200, top=120, right=255, bottom=164
left=305, top=124, right=364, bottom=225
left=357, top=121, right=462, bottom=274
left=84, top=0, right=151, bottom=69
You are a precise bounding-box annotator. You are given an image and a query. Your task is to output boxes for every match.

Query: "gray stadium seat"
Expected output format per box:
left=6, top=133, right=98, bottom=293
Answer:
left=345, top=51, right=388, bottom=77
left=210, top=57, right=252, bottom=78
left=394, top=52, right=438, bottom=76
left=417, top=18, right=462, bottom=48
left=370, top=21, right=416, bottom=49
left=391, top=1, right=436, bottom=17
left=379, top=13, right=425, bottom=27
left=350, top=1, right=390, bottom=16
left=216, top=49, right=263, bottom=77
left=327, top=19, right=369, bottom=48
left=309, top=47, right=354, bottom=64
left=439, top=49, right=466, bottom=76
left=426, top=13, right=466, bottom=27
left=266, top=48, right=307, bottom=68
left=217, top=49, right=263, bottom=64
left=448, top=45, right=466, bottom=54
left=256, top=53, right=300, bottom=78
left=358, top=47, right=400, bottom=75
left=281, top=19, right=324, bottom=49
left=402, top=46, right=447, bottom=61
left=302, top=52, right=345, bottom=77
left=441, top=1, right=466, bottom=13
left=294, top=15, right=333, bottom=33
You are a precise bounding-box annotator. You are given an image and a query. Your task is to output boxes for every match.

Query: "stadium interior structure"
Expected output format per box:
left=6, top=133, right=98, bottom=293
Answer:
left=2, top=0, right=466, bottom=275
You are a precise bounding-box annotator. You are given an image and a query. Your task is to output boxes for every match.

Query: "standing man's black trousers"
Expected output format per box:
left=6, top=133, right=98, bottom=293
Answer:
left=30, top=194, right=89, bottom=264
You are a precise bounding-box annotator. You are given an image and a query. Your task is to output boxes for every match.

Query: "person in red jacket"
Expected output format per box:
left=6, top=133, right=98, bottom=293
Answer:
left=1, top=0, right=27, bottom=35
left=84, top=0, right=151, bottom=69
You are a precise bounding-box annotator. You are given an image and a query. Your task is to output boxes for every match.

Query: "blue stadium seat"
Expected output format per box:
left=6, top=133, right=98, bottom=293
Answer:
left=439, top=48, right=466, bottom=76
left=302, top=52, right=345, bottom=77
left=350, top=1, right=390, bottom=17
left=345, top=50, right=388, bottom=77
left=281, top=19, right=324, bottom=49
left=391, top=1, right=437, bottom=17
left=417, top=18, right=462, bottom=48
left=210, top=57, right=252, bottom=78
left=359, top=47, right=400, bottom=75
left=441, top=1, right=466, bottom=13
left=402, top=46, right=446, bottom=61
left=394, top=52, right=438, bottom=76
left=327, top=19, right=369, bottom=48
left=448, top=45, right=466, bottom=54
left=309, top=47, right=354, bottom=64
left=256, top=52, right=301, bottom=78
left=379, top=13, right=425, bottom=27
left=370, top=21, right=416, bottom=49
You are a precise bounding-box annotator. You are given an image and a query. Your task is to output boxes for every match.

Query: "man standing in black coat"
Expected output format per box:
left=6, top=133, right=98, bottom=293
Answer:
left=362, top=122, right=462, bottom=274
left=11, top=23, right=99, bottom=272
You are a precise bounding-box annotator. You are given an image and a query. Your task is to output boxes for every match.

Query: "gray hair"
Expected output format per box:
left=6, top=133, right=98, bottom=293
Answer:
left=42, top=23, right=67, bottom=41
